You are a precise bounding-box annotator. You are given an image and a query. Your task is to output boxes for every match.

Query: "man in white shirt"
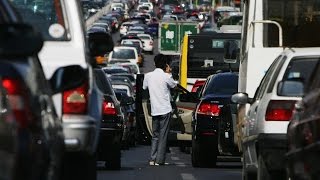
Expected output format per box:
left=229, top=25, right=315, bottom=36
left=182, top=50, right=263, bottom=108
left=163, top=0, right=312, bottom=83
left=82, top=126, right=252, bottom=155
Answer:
left=143, top=54, right=177, bottom=165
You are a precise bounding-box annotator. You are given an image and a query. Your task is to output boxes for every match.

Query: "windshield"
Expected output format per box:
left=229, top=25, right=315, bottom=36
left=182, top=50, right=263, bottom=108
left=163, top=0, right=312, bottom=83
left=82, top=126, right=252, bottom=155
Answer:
left=11, top=0, right=69, bottom=41
left=112, top=49, right=136, bottom=59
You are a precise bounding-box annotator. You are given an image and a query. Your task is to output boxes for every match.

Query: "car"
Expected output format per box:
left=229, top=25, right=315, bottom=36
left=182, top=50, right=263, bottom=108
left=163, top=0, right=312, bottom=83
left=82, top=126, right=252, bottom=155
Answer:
left=0, top=1, right=86, bottom=179
left=147, top=22, right=159, bottom=38
left=11, top=0, right=114, bottom=179
left=119, top=21, right=134, bottom=37
left=232, top=48, right=320, bottom=180
left=191, top=72, right=239, bottom=167
left=109, top=46, right=140, bottom=66
left=121, top=39, right=144, bottom=49
left=103, top=66, right=130, bottom=75
left=286, top=51, right=320, bottom=180
left=94, top=68, right=125, bottom=170
left=137, top=33, right=154, bottom=53
left=111, top=73, right=137, bottom=93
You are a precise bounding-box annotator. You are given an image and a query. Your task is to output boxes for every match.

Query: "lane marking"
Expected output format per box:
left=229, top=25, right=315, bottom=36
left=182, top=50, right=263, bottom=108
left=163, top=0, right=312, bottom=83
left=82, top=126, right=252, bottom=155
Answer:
left=181, top=173, right=196, bottom=180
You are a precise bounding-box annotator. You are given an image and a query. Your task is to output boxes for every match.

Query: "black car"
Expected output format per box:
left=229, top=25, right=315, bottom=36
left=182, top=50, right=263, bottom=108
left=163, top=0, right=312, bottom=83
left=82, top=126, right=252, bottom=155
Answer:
left=94, top=68, right=125, bottom=170
left=286, top=61, right=320, bottom=180
left=0, top=0, right=86, bottom=179
left=191, top=72, right=239, bottom=167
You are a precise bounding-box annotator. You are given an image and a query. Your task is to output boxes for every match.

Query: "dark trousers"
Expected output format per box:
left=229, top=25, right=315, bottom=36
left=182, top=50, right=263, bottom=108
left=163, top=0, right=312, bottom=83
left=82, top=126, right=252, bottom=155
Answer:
left=150, top=112, right=171, bottom=164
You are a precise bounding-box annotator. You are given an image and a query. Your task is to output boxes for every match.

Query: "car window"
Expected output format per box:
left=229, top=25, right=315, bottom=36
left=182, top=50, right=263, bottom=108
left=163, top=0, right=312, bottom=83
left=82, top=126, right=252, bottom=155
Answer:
left=112, top=49, right=136, bottom=59
left=266, top=56, right=288, bottom=93
left=11, top=0, right=69, bottom=41
left=203, top=74, right=238, bottom=95
left=138, top=35, right=150, bottom=40
left=279, top=57, right=320, bottom=96
left=94, top=69, right=114, bottom=95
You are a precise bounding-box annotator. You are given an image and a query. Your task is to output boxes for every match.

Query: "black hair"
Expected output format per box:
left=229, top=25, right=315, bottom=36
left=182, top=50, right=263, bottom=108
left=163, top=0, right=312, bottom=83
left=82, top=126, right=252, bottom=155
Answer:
left=154, top=53, right=171, bottom=70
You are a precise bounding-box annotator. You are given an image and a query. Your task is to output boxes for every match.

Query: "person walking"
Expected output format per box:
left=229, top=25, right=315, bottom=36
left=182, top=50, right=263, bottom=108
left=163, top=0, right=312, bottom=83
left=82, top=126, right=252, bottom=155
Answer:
left=143, top=54, right=177, bottom=166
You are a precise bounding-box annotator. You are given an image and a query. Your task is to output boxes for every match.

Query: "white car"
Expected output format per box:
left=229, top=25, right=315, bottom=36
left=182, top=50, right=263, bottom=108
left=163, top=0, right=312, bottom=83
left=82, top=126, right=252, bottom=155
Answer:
left=142, top=2, right=153, bottom=10
left=232, top=48, right=320, bottom=179
left=121, top=39, right=144, bottom=49
left=108, top=46, right=139, bottom=65
left=119, top=21, right=133, bottom=37
left=137, top=33, right=153, bottom=53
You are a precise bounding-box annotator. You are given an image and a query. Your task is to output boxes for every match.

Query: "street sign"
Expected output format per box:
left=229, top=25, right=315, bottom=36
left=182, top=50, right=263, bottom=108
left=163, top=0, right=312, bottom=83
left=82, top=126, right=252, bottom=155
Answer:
left=159, top=22, right=199, bottom=55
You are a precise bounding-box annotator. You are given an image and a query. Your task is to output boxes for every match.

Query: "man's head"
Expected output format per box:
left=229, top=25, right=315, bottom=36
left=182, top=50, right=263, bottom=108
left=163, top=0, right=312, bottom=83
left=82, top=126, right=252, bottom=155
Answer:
left=154, top=53, right=172, bottom=71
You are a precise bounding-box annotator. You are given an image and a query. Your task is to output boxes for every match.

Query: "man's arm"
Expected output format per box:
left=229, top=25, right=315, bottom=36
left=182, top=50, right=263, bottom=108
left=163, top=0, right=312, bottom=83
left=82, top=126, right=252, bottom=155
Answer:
left=142, top=74, right=148, bottom=90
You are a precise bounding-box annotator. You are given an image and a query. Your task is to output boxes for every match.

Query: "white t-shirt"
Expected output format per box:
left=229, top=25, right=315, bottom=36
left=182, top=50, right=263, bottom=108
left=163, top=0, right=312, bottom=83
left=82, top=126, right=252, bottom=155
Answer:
left=143, top=68, right=177, bottom=116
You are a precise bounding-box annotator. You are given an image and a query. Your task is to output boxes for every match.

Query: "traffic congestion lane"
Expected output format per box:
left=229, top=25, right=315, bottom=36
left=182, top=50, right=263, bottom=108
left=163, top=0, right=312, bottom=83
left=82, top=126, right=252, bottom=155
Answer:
left=97, top=145, right=242, bottom=180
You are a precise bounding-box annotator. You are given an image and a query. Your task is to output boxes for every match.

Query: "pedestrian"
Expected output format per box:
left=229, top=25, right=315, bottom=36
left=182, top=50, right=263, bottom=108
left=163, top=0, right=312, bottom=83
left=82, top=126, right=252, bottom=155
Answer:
left=143, top=54, right=177, bottom=166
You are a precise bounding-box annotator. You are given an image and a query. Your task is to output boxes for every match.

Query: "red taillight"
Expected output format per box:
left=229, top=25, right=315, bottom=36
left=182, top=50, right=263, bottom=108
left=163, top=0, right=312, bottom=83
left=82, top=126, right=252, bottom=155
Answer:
left=102, top=101, right=117, bottom=115
left=197, top=102, right=220, bottom=116
left=265, top=100, right=296, bottom=121
left=63, top=83, right=88, bottom=114
left=2, top=78, right=31, bottom=128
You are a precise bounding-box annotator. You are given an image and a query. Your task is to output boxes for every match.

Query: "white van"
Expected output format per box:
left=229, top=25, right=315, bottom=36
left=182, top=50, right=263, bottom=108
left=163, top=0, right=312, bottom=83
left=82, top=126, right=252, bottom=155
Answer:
left=11, top=0, right=113, bottom=179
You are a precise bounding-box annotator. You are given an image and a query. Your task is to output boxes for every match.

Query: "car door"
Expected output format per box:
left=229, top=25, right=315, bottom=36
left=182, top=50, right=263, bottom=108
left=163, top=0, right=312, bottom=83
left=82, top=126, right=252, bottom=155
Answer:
left=136, top=74, right=197, bottom=144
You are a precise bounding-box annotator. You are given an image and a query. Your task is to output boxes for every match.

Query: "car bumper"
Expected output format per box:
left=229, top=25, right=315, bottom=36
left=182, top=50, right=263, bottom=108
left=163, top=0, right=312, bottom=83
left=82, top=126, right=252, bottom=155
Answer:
left=62, top=114, right=99, bottom=154
left=193, top=115, right=219, bottom=138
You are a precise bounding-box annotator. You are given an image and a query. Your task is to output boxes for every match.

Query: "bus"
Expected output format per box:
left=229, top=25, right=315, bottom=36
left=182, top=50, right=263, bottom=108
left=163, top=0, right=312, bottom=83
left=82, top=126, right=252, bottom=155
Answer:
left=179, top=32, right=241, bottom=91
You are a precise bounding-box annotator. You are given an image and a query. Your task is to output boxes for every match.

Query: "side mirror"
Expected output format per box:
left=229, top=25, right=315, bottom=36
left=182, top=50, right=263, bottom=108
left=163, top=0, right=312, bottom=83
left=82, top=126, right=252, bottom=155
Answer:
left=0, top=23, right=43, bottom=57
left=88, top=32, right=114, bottom=57
left=277, top=79, right=304, bottom=96
left=224, top=40, right=239, bottom=63
left=50, top=65, right=87, bottom=94
left=231, top=92, right=250, bottom=104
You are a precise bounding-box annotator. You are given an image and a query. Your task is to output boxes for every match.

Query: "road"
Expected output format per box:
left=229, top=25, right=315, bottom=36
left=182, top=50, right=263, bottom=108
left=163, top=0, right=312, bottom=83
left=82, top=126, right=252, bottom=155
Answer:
left=96, top=32, right=242, bottom=180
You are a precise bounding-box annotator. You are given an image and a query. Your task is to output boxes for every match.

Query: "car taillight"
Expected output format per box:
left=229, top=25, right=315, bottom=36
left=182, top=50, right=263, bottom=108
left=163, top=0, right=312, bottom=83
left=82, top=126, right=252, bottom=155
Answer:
left=102, top=100, right=117, bottom=115
left=63, top=82, right=88, bottom=114
left=2, top=78, right=32, bottom=128
left=265, top=100, right=296, bottom=121
left=197, top=102, right=220, bottom=116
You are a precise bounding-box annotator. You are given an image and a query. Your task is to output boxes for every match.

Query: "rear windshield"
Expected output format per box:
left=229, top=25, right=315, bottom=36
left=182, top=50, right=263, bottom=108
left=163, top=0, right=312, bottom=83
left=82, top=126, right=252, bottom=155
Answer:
left=281, top=57, right=320, bottom=92
left=112, top=49, right=136, bottom=59
left=139, top=36, right=150, bottom=40
left=204, top=74, right=238, bottom=95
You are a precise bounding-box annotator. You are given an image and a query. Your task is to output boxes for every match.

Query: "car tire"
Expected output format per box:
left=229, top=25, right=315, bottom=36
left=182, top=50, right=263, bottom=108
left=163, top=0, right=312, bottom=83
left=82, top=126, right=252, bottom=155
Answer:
left=105, top=143, right=121, bottom=170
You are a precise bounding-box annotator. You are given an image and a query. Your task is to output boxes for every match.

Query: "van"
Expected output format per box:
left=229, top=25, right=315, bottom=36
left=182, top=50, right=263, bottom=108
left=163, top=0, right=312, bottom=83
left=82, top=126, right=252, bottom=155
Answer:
left=11, top=0, right=113, bottom=179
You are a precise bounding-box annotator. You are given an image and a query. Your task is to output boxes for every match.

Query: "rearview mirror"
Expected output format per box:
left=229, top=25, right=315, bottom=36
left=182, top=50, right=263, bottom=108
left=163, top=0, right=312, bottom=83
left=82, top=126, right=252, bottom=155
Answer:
left=224, top=40, right=239, bottom=63
left=50, top=65, right=87, bottom=94
left=277, top=79, right=304, bottom=96
left=0, top=23, right=43, bottom=57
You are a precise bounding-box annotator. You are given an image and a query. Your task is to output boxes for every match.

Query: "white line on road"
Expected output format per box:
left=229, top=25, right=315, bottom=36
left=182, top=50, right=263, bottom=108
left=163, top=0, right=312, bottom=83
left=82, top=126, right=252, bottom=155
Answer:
left=181, top=173, right=196, bottom=180
left=171, top=156, right=180, bottom=161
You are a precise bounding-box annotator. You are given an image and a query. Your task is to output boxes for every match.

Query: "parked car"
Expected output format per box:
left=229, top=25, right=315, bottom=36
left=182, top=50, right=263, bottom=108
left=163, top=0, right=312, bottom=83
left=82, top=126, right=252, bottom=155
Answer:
left=94, top=68, right=125, bottom=170
left=191, top=72, right=239, bottom=167
left=0, top=1, right=86, bottom=179
left=286, top=50, right=320, bottom=180
left=232, top=48, right=320, bottom=180
left=12, top=0, right=114, bottom=179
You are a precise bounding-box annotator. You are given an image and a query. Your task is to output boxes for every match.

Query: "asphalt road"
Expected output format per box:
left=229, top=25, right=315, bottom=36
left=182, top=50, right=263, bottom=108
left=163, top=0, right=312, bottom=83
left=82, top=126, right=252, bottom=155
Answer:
left=96, top=31, right=242, bottom=180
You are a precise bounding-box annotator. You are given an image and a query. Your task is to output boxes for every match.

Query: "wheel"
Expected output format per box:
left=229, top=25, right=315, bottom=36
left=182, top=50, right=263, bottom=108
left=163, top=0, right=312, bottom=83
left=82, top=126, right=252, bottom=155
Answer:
left=105, top=143, right=121, bottom=170
left=62, top=152, right=96, bottom=180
